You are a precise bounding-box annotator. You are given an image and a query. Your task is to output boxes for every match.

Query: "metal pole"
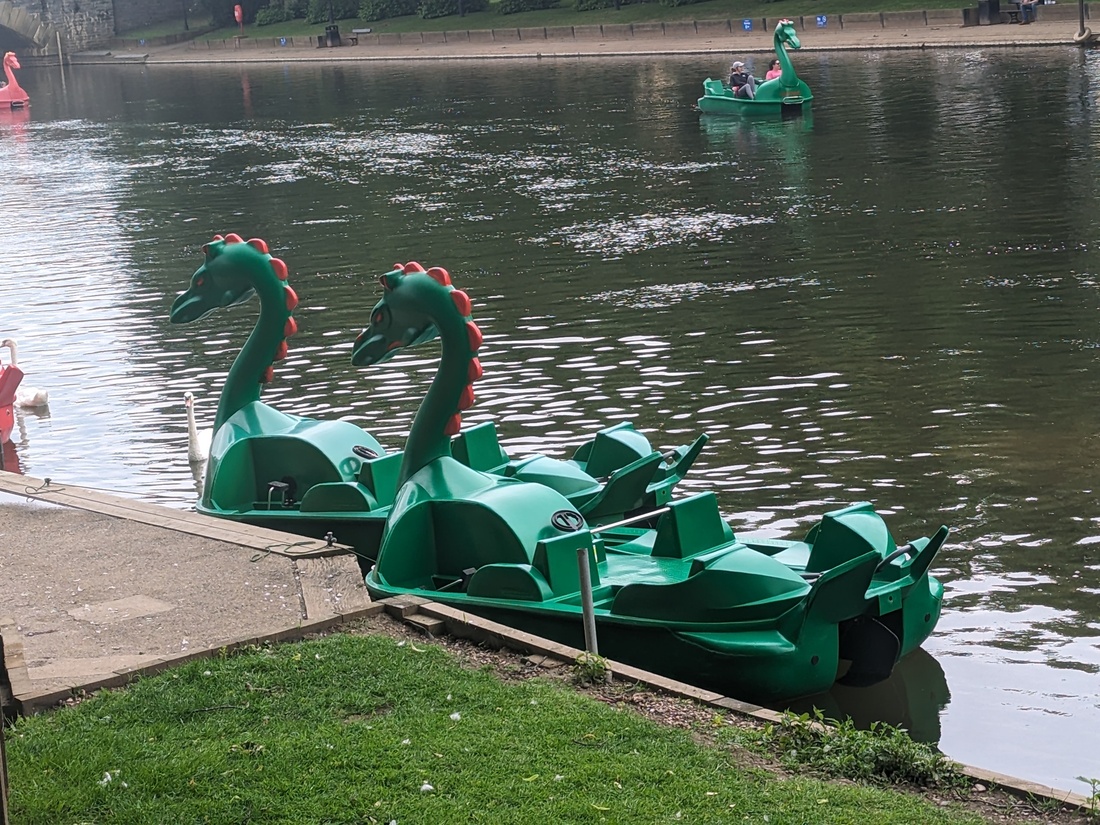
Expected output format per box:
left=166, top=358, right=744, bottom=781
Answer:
left=576, top=545, right=599, bottom=655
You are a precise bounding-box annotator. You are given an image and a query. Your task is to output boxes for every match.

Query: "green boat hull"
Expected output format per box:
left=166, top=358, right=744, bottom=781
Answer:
left=697, top=78, right=813, bottom=117
left=365, top=495, right=948, bottom=704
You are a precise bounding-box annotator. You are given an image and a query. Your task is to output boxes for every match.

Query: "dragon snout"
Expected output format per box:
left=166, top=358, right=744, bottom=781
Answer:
left=170, top=291, right=212, bottom=324
left=351, top=331, right=396, bottom=366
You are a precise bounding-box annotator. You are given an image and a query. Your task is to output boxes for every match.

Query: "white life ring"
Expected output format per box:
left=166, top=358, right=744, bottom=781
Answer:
left=1073, top=26, right=1093, bottom=44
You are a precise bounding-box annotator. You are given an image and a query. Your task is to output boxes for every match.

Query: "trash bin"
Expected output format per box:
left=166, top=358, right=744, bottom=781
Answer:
left=325, top=24, right=341, bottom=47
left=978, top=0, right=1001, bottom=24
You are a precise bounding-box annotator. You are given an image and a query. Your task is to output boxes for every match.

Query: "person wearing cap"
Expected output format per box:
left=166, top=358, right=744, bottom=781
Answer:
left=728, top=60, right=756, bottom=99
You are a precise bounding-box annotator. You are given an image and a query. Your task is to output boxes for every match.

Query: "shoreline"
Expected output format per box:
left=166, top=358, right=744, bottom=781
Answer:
left=109, top=18, right=1084, bottom=65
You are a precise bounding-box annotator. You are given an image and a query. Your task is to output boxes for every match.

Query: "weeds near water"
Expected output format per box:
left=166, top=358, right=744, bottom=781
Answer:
left=748, top=708, right=966, bottom=788
left=1078, top=776, right=1100, bottom=819
left=571, top=650, right=610, bottom=685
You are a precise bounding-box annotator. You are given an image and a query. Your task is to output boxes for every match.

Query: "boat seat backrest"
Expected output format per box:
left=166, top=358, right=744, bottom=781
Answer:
left=805, top=503, right=893, bottom=574
left=452, top=421, right=509, bottom=473
left=650, top=492, right=736, bottom=559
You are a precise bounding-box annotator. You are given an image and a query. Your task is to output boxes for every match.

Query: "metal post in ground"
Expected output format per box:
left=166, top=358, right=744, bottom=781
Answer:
left=576, top=545, right=599, bottom=656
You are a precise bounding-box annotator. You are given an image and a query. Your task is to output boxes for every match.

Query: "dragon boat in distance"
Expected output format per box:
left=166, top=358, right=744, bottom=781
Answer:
left=352, top=261, right=949, bottom=703
left=169, top=235, right=705, bottom=562
left=698, top=20, right=813, bottom=116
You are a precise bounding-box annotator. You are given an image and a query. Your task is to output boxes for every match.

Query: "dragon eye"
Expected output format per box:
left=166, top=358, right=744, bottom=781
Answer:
left=196, top=276, right=205, bottom=288
left=373, top=312, right=383, bottom=325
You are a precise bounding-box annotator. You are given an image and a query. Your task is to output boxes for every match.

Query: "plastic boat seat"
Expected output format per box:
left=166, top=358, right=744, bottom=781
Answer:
left=800, top=503, right=895, bottom=573
left=610, top=546, right=811, bottom=624
left=452, top=421, right=510, bottom=473
left=572, top=422, right=653, bottom=479
left=577, top=451, right=664, bottom=521
left=649, top=492, right=737, bottom=559
left=467, top=563, right=554, bottom=602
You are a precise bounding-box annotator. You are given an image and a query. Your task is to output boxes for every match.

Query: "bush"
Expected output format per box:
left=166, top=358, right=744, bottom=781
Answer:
left=498, top=0, right=558, bottom=14
left=361, top=0, right=418, bottom=19
left=306, top=0, right=360, bottom=22
left=255, top=6, right=295, bottom=24
left=574, top=0, right=643, bottom=11
left=418, top=0, right=488, bottom=17
left=658, top=0, right=704, bottom=7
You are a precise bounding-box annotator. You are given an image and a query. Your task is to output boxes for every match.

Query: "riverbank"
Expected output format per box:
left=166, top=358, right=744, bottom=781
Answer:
left=97, top=10, right=1086, bottom=65
left=0, top=474, right=1093, bottom=820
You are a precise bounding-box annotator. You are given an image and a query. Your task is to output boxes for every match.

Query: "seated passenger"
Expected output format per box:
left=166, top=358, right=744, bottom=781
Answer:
left=728, top=61, right=756, bottom=100
left=765, top=58, right=782, bottom=81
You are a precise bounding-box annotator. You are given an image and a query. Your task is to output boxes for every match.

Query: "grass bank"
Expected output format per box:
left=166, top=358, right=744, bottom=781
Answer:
left=6, top=628, right=1005, bottom=825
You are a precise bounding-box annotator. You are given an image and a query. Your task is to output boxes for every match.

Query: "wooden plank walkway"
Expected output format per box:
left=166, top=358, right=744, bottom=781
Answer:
left=0, top=470, right=349, bottom=558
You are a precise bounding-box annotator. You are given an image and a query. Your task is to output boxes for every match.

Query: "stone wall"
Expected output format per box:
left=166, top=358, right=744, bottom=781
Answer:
left=8, top=0, right=112, bottom=48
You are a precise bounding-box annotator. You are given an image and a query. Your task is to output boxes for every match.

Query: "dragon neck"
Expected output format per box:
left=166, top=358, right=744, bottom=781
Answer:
left=400, top=290, right=481, bottom=485
left=3, top=65, right=14, bottom=86
left=216, top=266, right=295, bottom=431
left=776, top=33, right=796, bottom=85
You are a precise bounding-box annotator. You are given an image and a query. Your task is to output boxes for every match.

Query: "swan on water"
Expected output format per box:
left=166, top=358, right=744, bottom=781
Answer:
left=185, top=391, right=213, bottom=463
left=0, top=339, right=49, bottom=408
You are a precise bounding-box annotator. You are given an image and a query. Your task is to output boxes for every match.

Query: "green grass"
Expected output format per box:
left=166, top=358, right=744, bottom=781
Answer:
left=124, top=0, right=968, bottom=42
left=6, top=632, right=988, bottom=824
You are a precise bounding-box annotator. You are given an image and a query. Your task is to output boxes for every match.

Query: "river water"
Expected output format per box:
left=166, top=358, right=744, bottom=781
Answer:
left=1, top=46, right=1098, bottom=793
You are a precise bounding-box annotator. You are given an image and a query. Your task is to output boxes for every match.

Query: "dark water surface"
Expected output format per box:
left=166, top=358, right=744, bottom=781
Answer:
left=1, top=47, right=1098, bottom=792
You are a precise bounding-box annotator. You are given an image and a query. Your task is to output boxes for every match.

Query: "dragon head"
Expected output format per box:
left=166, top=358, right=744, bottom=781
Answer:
left=351, top=262, right=460, bottom=367
left=776, top=19, right=801, bottom=50
left=170, top=233, right=291, bottom=324
left=3, top=53, right=19, bottom=71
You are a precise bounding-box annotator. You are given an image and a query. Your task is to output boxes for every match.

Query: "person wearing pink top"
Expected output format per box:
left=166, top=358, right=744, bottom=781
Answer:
left=765, top=58, right=782, bottom=81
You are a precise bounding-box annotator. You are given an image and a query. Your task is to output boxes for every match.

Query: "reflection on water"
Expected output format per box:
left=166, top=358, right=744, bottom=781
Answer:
left=785, top=648, right=950, bottom=744
left=2, top=48, right=1100, bottom=792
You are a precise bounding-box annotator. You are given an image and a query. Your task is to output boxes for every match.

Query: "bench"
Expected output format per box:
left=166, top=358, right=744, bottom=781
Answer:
left=1003, top=3, right=1022, bottom=22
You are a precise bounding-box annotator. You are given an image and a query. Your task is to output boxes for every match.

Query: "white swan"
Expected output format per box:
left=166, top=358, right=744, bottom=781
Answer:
left=185, top=391, right=213, bottom=463
left=0, top=339, right=49, bottom=408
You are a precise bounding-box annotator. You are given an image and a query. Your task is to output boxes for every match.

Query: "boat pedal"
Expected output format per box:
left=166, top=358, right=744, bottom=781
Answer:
left=435, top=567, right=478, bottom=594
left=266, top=480, right=290, bottom=509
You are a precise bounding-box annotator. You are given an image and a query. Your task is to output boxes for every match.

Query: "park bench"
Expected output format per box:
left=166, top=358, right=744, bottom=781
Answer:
left=1003, top=2, right=1022, bottom=22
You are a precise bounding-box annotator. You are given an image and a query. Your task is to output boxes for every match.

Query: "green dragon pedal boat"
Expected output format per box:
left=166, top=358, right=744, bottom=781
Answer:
left=698, top=19, right=813, bottom=116
left=352, top=261, right=949, bottom=703
left=169, top=236, right=706, bottom=561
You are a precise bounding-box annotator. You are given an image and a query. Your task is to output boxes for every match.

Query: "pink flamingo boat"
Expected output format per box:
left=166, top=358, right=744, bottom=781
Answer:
left=0, top=52, right=29, bottom=109
left=0, top=339, right=24, bottom=451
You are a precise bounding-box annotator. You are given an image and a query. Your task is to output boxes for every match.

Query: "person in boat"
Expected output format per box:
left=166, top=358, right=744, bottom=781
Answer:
left=728, top=61, right=756, bottom=99
left=765, top=58, right=782, bottom=81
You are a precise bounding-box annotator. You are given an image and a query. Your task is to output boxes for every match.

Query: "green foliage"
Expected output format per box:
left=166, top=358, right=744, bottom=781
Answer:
left=255, top=6, right=296, bottom=25
left=573, top=0, right=644, bottom=12
left=498, top=0, right=560, bottom=14
left=306, top=0, right=361, bottom=21
left=571, top=650, right=611, bottom=684
left=751, top=709, right=966, bottom=788
left=418, top=0, right=489, bottom=18
left=361, top=0, right=419, bottom=20
left=657, top=0, right=705, bottom=8
left=1079, top=776, right=1100, bottom=819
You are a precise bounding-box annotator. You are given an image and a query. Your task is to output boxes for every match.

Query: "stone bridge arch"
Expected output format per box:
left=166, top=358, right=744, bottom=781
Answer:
left=0, top=0, right=58, bottom=51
